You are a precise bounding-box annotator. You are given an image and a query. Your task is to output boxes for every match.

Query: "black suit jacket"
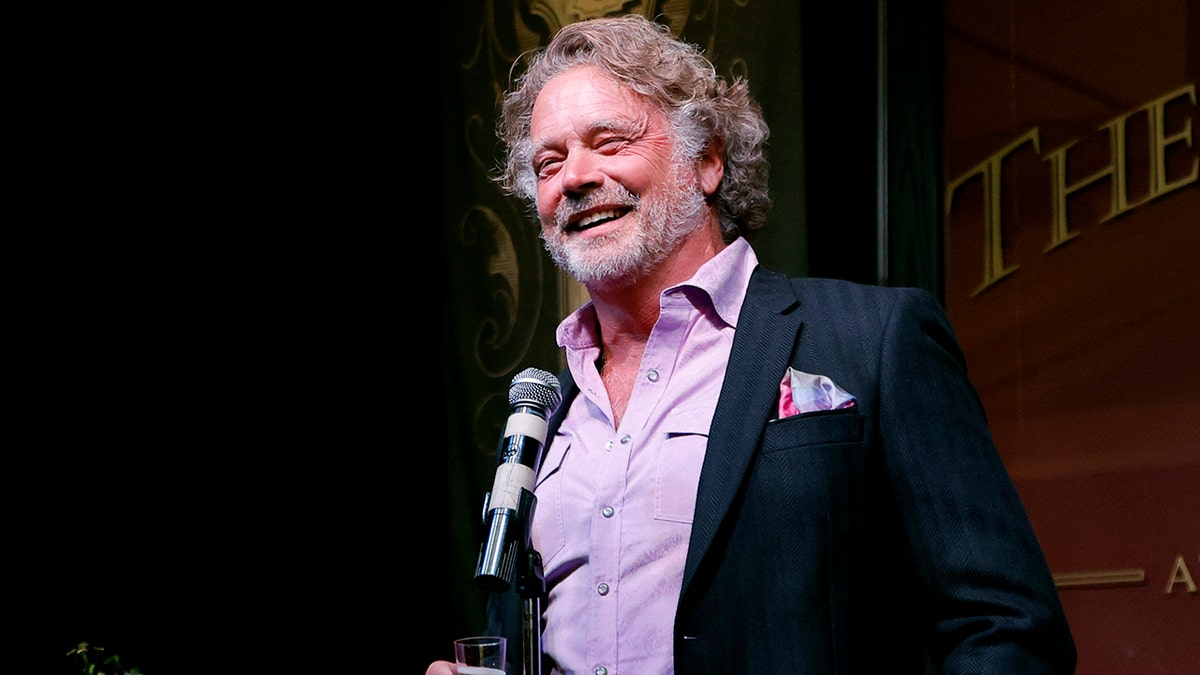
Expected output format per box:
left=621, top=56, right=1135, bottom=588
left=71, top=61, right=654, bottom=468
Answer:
left=489, top=267, right=1076, bottom=674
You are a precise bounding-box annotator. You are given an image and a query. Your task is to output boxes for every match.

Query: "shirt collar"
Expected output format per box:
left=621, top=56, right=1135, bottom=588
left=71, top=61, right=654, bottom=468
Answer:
left=668, top=236, right=758, bottom=329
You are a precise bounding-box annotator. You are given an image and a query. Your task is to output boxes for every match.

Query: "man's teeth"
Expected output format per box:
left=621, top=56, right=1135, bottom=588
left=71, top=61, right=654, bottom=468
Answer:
left=578, top=210, right=621, bottom=228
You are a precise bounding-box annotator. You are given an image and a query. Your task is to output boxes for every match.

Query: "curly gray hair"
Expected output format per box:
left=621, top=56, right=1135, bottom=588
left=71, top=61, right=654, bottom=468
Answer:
left=496, top=14, right=772, bottom=242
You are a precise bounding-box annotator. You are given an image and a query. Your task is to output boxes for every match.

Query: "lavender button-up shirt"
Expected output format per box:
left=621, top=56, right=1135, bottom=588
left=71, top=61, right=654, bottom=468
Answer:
left=533, top=238, right=759, bottom=675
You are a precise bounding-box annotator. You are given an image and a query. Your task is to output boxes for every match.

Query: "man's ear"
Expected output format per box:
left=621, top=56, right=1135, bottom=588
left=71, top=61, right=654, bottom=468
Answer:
left=697, top=139, right=725, bottom=197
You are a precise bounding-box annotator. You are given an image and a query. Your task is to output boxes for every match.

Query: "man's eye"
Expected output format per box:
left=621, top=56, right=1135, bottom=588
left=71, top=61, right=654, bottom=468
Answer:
left=536, top=159, right=561, bottom=178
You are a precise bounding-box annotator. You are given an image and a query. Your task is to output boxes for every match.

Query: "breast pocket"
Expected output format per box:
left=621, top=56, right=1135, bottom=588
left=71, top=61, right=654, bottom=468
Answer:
left=762, top=408, right=865, bottom=454
left=530, top=433, right=570, bottom=565
left=756, top=410, right=867, bottom=518
left=655, top=408, right=710, bottom=523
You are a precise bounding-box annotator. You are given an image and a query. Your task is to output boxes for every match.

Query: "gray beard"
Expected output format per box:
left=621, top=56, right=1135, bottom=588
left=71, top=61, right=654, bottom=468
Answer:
left=542, top=167, right=707, bottom=288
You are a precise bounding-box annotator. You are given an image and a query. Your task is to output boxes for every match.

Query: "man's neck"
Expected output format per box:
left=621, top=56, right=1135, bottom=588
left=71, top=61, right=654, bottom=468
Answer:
left=585, top=221, right=728, bottom=427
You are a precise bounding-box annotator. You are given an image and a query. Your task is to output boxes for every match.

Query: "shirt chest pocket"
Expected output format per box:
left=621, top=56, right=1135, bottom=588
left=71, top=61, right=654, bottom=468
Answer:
left=530, top=433, right=570, bottom=566
left=655, top=408, right=710, bottom=523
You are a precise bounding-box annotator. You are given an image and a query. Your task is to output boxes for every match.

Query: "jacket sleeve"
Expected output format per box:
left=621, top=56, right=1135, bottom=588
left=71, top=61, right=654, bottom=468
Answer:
left=877, top=287, right=1077, bottom=673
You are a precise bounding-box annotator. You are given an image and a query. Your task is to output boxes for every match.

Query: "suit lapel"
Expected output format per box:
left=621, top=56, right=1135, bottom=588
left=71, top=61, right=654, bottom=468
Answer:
left=680, top=266, right=802, bottom=596
left=546, top=367, right=576, bottom=441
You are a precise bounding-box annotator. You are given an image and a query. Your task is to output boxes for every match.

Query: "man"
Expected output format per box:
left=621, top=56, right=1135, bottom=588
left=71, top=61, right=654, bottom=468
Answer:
left=430, top=13, right=1076, bottom=674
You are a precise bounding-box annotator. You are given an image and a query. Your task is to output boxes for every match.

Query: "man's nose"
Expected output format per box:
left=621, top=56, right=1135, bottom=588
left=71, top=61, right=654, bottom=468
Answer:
left=559, top=151, right=603, bottom=194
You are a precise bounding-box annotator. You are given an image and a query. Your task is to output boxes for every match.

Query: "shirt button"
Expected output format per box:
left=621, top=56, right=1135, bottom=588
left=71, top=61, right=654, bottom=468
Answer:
left=597, top=583, right=610, bottom=595
left=602, top=506, right=614, bottom=518
left=595, top=668, right=608, bottom=675
left=647, top=369, right=659, bottom=382
left=620, top=434, right=631, bottom=444
left=605, top=440, right=613, bottom=451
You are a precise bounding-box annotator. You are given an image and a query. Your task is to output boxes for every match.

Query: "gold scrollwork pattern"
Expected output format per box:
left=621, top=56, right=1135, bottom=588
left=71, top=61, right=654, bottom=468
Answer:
left=458, top=204, right=543, bottom=379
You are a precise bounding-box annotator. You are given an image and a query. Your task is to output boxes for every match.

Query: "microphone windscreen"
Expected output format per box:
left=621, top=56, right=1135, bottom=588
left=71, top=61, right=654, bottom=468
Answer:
left=509, top=367, right=562, bottom=413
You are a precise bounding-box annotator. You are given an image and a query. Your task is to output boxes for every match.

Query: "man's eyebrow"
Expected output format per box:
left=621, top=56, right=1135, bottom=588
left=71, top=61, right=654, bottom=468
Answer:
left=591, top=116, right=647, bottom=137
left=530, top=138, right=558, bottom=161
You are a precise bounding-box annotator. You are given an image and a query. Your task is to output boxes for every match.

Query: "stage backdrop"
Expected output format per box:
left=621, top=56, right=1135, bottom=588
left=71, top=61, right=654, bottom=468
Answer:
left=942, top=2, right=1199, bottom=672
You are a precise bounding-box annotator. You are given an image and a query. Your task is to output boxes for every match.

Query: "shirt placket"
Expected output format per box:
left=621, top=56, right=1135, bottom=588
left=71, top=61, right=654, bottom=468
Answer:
left=585, top=293, right=688, bottom=675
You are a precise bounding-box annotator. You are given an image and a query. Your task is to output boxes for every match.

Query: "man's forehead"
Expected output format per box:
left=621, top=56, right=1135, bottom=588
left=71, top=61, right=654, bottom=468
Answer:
left=535, top=66, right=649, bottom=114
left=532, top=68, right=660, bottom=138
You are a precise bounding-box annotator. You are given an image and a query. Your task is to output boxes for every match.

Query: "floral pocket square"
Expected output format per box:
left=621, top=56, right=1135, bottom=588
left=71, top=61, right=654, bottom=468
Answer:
left=777, top=367, right=857, bottom=418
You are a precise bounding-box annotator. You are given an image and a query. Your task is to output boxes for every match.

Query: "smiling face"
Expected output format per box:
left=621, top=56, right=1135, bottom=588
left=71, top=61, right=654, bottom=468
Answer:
left=529, top=66, right=720, bottom=289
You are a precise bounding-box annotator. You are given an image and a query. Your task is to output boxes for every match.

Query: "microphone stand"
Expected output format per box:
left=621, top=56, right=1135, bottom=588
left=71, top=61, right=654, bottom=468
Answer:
left=513, top=489, right=545, bottom=675
left=516, top=545, right=545, bottom=675
left=476, top=368, right=560, bottom=675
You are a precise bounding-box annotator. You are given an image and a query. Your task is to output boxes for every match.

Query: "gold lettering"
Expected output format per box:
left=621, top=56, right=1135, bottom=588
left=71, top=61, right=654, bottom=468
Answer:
left=1093, top=83, right=1200, bottom=224
left=1147, top=83, right=1199, bottom=198
left=945, top=82, right=1197, bottom=300
left=1042, top=138, right=1092, bottom=251
left=1101, top=114, right=1135, bottom=221
left=1044, top=110, right=1133, bottom=241
left=946, top=129, right=1039, bottom=296
left=1164, top=554, right=1197, bottom=594
left=1053, top=568, right=1145, bottom=588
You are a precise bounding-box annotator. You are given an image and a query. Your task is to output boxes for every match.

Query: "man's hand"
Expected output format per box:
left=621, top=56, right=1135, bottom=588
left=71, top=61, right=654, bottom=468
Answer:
left=425, top=660, right=457, bottom=675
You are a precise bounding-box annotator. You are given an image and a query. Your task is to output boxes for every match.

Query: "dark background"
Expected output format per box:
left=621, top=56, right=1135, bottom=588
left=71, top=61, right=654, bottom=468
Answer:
left=15, top=8, right=438, bottom=675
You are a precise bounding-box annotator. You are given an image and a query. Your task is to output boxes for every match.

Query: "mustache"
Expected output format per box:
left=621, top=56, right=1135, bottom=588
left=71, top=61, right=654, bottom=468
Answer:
left=553, top=185, right=640, bottom=230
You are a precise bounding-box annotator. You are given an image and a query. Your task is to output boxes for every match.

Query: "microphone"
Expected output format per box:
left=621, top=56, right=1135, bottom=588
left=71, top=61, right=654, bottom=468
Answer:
left=475, top=367, right=562, bottom=593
